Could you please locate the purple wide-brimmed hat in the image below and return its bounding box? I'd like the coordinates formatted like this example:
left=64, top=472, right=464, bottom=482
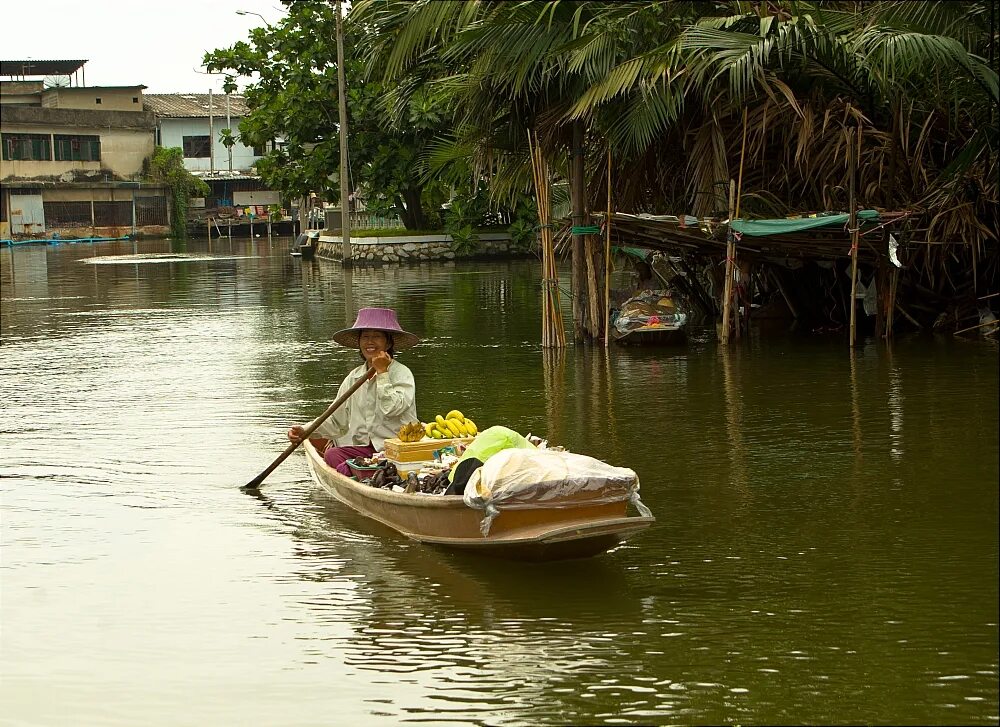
left=332, top=307, right=420, bottom=350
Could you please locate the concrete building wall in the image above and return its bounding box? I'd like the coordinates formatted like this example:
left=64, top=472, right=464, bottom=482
left=0, top=123, right=154, bottom=180
left=41, top=87, right=145, bottom=112
left=0, top=81, right=43, bottom=105
left=1, top=93, right=41, bottom=105
left=157, top=117, right=261, bottom=173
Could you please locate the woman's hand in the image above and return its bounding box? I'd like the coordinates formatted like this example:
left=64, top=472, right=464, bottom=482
left=371, top=351, right=392, bottom=375
left=288, top=425, right=306, bottom=444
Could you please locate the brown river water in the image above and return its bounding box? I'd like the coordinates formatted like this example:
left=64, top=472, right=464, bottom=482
left=1, top=237, right=997, bottom=726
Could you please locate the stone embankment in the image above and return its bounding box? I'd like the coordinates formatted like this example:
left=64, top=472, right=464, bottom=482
left=315, top=232, right=523, bottom=264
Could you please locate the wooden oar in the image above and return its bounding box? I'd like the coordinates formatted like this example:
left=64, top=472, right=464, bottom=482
left=243, top=367, right=376, bottom=489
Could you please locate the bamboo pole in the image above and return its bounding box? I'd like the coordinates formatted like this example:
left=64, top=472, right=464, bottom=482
left=721, top=179, right=736, bottom=343
left=721, top=110, right=749, bottom=343
left=771, top=267, right=798, bottom=319
left=529, top=131, right=564, bottom=348
left=570, top=122, right=587, bottom=342
left=585, top=237, right=600, bottom=338
left=849, top=124, right=860, bottom=348
left=733, top=108, right=748, bottom=340
left=604, top=146, right=612, bottom=347
left=954, top=318, right=1000, bottom=336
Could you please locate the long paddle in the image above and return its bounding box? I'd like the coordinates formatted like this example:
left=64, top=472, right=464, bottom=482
left=243, top=367, right=376, bottom=489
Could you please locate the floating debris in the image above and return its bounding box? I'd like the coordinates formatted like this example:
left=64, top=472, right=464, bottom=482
left=81, top=253, right=253, bottom=265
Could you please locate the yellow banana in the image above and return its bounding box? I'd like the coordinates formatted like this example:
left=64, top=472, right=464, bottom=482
left=435, top=414, right=447, bottom=428
left=446, top=410, right=465, bottom=422
left=464, top=418, right=478, bottom=436
left=424, top=422, right=435, bottom=438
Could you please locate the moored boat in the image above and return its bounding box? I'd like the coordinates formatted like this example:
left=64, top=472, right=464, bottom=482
left=611, top=289, right=689, bottom=345
left=291, top=230, right=319, bottom=259
left=611, top=321, right=687, bottom=345
left=303, top=440, right=655, bottom=561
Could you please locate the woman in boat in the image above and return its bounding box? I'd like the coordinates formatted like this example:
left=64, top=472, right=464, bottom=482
left=287, top=307, right=420, bottom=476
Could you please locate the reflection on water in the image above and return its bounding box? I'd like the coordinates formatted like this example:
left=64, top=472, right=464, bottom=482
left=1, top=238, right=997, bottom=725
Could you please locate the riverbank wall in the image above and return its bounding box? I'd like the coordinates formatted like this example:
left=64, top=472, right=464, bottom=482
left=314, top=232, right=527, bottom=264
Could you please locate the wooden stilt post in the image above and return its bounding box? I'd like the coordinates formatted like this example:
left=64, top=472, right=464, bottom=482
left=722, top=109, right=749, bottom=344
left=737, top=258, right=752, bottom=339
left=885, top=265, right=899, bottom=338
left=604, top=146, right=612, bottom=347
left=570, top=121, right=587, bottom=342
left=721, top=179, right=737, bottom=343
left=771, top=267, right=798, bottom=319
left=848, top=123, right=860, bottom=348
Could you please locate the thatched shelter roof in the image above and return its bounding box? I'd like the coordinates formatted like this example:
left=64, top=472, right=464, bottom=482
left=597, top=210, right=917, bottom=265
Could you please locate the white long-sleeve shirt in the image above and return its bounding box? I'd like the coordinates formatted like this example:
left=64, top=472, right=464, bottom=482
left=312, top=360, right=418, bottom=450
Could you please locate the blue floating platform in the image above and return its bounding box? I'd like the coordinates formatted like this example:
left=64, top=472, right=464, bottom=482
left=1, top=236, right=131, bottom=247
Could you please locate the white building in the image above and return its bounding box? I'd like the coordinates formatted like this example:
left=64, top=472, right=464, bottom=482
left=143, top=93, right=265, bottom=174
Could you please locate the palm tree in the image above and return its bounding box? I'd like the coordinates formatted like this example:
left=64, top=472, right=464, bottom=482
left=354, top=0, right=998, bottom=332
left=353, top=0, right=704, bottom=340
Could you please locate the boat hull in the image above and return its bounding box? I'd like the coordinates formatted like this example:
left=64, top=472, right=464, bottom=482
left=612, top=324, right=687, bottom=345
left=304, top=441, right=654, bottom=560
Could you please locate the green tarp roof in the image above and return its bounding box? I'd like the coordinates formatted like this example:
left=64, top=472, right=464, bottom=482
left=730, top=210, right=879, bottom=236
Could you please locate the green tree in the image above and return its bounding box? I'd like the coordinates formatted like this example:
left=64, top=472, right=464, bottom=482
left=203, top=0, right=452, bottom=229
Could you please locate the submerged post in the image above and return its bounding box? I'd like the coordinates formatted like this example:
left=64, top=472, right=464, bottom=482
left=848, top=124, right=860, bottom=348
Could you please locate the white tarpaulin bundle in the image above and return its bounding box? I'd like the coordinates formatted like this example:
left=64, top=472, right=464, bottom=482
left=463, top=448, right=652, bottom=535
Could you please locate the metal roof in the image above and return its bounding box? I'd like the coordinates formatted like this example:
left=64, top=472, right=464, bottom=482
left=1, top=60, right=87, bottom=77
left=143, top=93, right=250, bottom=118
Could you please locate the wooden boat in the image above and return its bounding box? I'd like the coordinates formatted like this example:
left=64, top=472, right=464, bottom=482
left=610, top=289, right=689, bottom=346
left=303, top=440, right=654, bottom=561
left=612, top=321, right=687, bottom=346
left=290, top=230, right=318, bottom=259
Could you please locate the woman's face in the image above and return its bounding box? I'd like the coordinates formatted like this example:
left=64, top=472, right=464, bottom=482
left=358, top=330, right=390, bottom=363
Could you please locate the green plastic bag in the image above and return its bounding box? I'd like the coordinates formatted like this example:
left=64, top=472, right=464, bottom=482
left=448, top=425, right=535, bottom=482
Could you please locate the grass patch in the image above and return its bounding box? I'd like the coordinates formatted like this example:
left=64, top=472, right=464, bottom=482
left=335, top=227, right=510, bottom=238
left=349, top=228, right=442, bottom=238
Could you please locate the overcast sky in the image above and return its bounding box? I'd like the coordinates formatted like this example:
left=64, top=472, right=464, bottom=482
left=5, top=0, right=288, bottom=93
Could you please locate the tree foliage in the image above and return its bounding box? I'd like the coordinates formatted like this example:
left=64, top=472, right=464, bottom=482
left=353, top=0, right=997, bottom=247
left=146, top=147, right=210, bottom=239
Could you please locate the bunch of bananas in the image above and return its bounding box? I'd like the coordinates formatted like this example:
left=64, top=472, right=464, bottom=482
left=396, top=421, right=426, bottom=442
left=424, top=410, right=478, bottom=439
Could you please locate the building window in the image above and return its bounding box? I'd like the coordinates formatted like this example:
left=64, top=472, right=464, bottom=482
left=183, top=135, right=211, bottom=158
left=96, top=97, right=102, bottom=104
left=132, top=97, right=139, bottom=103
left=252, top=143, right=266, bottom=156
left=54, top=135, right=101, bottom=162
left=1, top=133, right=51, bottom=161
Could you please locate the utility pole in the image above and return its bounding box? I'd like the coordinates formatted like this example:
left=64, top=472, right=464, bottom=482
left=336, top=0, right=351, bottom=263
left=208, top=89, right=215, bottom=175
left=226, top=93, right=232, bottom=173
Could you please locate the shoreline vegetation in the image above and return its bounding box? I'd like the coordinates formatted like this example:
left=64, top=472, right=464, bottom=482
left=200, top=0, right=997, bottom=341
